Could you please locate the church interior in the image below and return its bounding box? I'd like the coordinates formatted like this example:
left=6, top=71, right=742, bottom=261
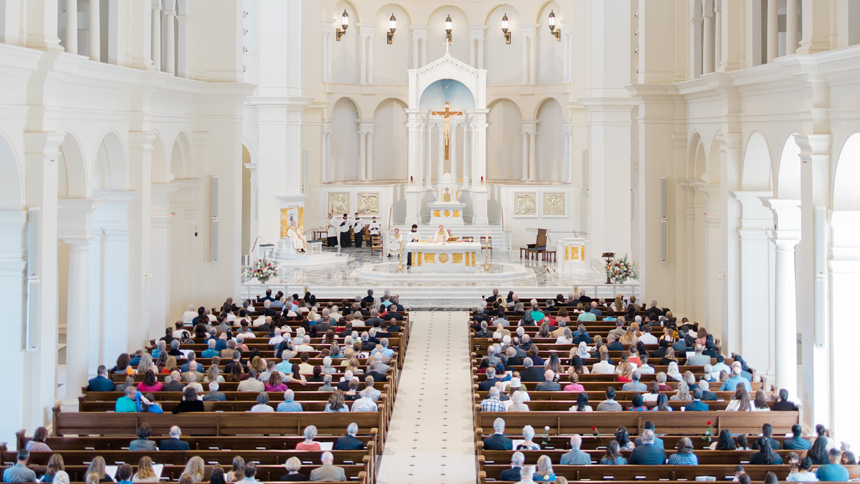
left=1, top=0, right=859, bottom=482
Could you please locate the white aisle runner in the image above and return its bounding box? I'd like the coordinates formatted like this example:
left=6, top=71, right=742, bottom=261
left=376, top=311, right=476, bottom=484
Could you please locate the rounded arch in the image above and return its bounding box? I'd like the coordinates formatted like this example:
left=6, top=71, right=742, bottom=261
left=373, top=97, right=408, bottom=116
left=705, top=132, right=723, bottom=184
left=832, top=132, right=860, bottom=210
left=535, top=97, right=564, bottom=182
left=426, top=6, right=470, bottom=63
left=150, top=131, right=170, bottom=184
left=375, top=3, right=412, bottom=26
left=372, top=98, right=408, bottom=181
left=741, top=131, right=773, bottom=191
left=532, top=96, right=563, bottom=119
left=535, top=2, right=563, bottom=84
left=487, top=98, right=523, bottom=181
left=331, top=1, right=361, bottom=85
left=419, top=78, right=476, bottom=110
left=687, top=131, right=704, bottom=179
left=330, top=97, right=361, bottom=182
left=329, top=96, right=362, bottom=120
left=373, top=5, right=412, bottom=85
left=92, top=130, right=127, bottom=191
left=485, top=5, right=524, bottom=86
left=171, top=131, right=192, bottom=179
left=57, top=130, right=88, bottom=198
left=0, top=132, right=23, bottom=210
left=534, top=0, right=562, bottom=24
left=776, top=133, right=801, bottom=199
left=333, top=0, right=360, bottom=23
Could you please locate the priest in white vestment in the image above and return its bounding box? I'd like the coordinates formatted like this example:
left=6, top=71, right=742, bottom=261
left=286, top=220, right=307, bottom=253
left=432, top=225, right=450, bottom=243
left=388, top=228, right=404, bottom=258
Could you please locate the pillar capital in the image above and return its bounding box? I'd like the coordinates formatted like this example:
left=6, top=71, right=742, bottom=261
left=57, top=199, right=101, bottom=243
left=760, top=197, right=801, bottom=234
left=793, top=133, right=832, bottom=157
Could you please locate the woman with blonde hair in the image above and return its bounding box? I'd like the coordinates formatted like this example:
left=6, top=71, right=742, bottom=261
left=619, top=327, right=638, bottom=346
left=665, top=361, right=683, bottom=382
left=85, top=474, right=99, bottom=484
left=40, top=454, right=65, bottom=482
left=670, top=381, right=692, bottom=401
left=683, top=371, right=696, bottom=387
left=161, top=356, right=178, bottom=374
left=225, top=456, right=244, bottom=482
left=249, top=356, right=265, bottom=374
left=182, top=456, right=205, bottom=482
left=204, top=365, right=224, bottom=383
left=533, top=455, right=556, bottom=482
left=132, top=456, right=159, bottom=482
left=340, top=348, right=355, bottom=366
left=136, top=353, right=155, bottom=375
left=85, top=456, right=110, bottom=483
left=617, top=362, right=634, bottom=383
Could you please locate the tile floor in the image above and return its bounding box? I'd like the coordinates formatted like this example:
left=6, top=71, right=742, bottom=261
left=376, top=310, right=476, bottom=484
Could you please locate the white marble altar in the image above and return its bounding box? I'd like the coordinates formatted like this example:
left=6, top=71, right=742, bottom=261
left=428, top=173, right=466, bottom=226
left=405, top=241, right=482, bottom=272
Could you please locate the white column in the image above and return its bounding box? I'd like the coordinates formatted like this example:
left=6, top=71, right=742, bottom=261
left=762, top=198, right=801, bottom=399
left=358, top=124, right=367, bottom=182
left=366, top=128, right=374, bottom=181
left=767, top=0, right=778, bottom=62
left=66, top=239, right=92, bottom=398
left=424, top=122, right=433, bottom=189
left=243, top=163, right=258, bottom=245
left=562, top=23, right=573, bottom=83
left=461, top=121, right=471, bottom=189
left=521, top=129, right=529, bottom=181
left=0, top=212, right=27, bottom=442
left=365, top=30, right=374, bottom=85
left=175, top=13, right=188, bottom=77
left=164, top=0, right=176, bottom=74
left=66, top=0, right=78, bottom=54
left=405, top=110, right=424, bottom=226
left=469, top=27, right=485, bottom=68
left=149, top=184, right=176, bottom=340
left=797, top=0, right=830, bottom=54
left=437, top=122, right=444, bottom=181
left=563, top=122, right=572, bottom=183
left=89, top=0, right=100, bottom=61
left=702, top=3, right=713, bottom=74
left=321, top=121, right=331, bottom=183
left=690, top=16, right=703, bottom=78
left=151, top=0, right=162, bottom=71
left=522, top=25, right=537, bottom=84
left=358, top=25, right=368, bottom=85
left=411, top=27, right=428, bottom=69
left=450, top=123, right=458, bottom=182
left=321, top=24, right=332, bottom=83
left=786, top=0, right=799, bottom=55
left=529, top=131, right=537, bottom=181
left=714, top=0, right=722, bottom=67
left=829, top=211, right=860, bottom=444
left=470, top=110, right=489, bottom=225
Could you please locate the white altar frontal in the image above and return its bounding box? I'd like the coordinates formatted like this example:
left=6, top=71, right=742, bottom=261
left=557, top=237, right=588, bottom=273
left=406, top=241, right=482, bottom=272
left=428, top=173, right=466, bottom=226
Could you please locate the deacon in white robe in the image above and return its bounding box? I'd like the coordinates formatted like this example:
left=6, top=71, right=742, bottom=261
left=326, top=213, right=338, bottom=247
left=286, top=220, right=307, bottom=253
left=388, top=228, right=404, bottom=258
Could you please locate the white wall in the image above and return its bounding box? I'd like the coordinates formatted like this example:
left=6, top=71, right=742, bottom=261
left=486, top=99, right=522, bottom=180
left=373, top=99, right=408, bottom=181
left=331, top=97, right=360, bottom=181
left=535, top=98, right=564, bottom=182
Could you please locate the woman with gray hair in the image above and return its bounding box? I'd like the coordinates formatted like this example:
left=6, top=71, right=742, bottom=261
left=516, top=425, right=540, bottom=451
left=508, top=391, right=530, bottom=412
left=670, top=381, right=692, bottom=402
left=280, top=457, right=307, bottom=481
left=296, top=425, right=321, bottom=450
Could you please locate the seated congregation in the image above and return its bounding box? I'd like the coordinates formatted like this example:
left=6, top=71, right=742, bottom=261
left=470, top=291, right=858, bottom=483
left=4, top=289, right=410, bottom=484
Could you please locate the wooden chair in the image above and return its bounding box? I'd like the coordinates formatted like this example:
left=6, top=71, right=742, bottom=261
left=522, top=228, right=547, bottom=260
left=370, top=234, right=383, bottom=255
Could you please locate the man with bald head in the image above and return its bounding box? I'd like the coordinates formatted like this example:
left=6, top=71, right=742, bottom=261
left=535, top=370, right=560, bottom=391
left=310, top=452, right=346, bottom=481
left=561, top=435, right=591, bottom=465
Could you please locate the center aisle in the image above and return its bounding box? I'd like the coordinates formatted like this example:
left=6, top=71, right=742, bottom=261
left=376, top=311, right=476, bottom=484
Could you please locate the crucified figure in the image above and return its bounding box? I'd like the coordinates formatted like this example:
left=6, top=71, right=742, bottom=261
left=431, top=102, right=463, bottom=161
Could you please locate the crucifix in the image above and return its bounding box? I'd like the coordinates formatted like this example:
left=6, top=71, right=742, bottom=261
left=431, top=102, right=463, bottom=161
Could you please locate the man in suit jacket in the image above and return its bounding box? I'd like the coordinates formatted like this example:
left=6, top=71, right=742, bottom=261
left=500, top=452, right=525, bottom=481
left=162, top=372, right=185, bottom=392
left=87, top=366, right=116, bottom=391
left=310, top=452, right=346, bottom=481
left=751, top=424, right=782, bottom=450
left=629, top=430, right=666, bottom=465
left=202, top=382, right=226, bottom=402
left=335, top=423, right=366, bottom=450
left=519, top=358, right=546, bottom=383
left=483, top=418, right=513, bottom=450
left=361, top=289, right=375, bottom=307
left=634, top=422, right=664, bottom=448
left=535, top=370, right=561, bottom=391
left=159, top=426, right=191, bottom=451
left=698, top=380, right=718, bottom=401
left=560, top=435, right=592, bottom=465
left=606, top=334, right=625, bottom=351
left=684, top=388, right=710, bottom=411
left=478, top=367, right=502, bottom=392
left=366, top=362, right=387, bottom=383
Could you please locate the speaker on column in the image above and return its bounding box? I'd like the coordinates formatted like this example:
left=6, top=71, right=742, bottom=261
left=26, top=208, right=41, bottom=351
left=210, top=176, right=219, bottom=262
left=660, top=177, right=669, bottom=263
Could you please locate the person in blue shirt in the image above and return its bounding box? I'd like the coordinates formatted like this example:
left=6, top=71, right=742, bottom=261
left=532, top=455, right=556, bottom=482
left=816, top=449, right=850, bottom=481
left=684, top=388, right=710, bottom=411
left=667, top=438, right=699, bottom=465
left=201, top=339, right=219, bottom=359
left=719, top=365, right=752, bottom=392
left=277, top=389, right=303, bottom=412
left=783, top=424, right=811, bottom=450
left=600, top=440, right=628, bottom=465
left=629, top=430, right=666, bottom=464
left=87, top=365, right=115, bottom=392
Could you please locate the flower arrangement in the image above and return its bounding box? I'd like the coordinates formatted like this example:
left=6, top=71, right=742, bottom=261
left=541, top=426, right=551, bottom=447
left=246, top=257, right=279, bottom=283
left=702, top=420, right=715, bottom=443
left=605, top=253, right=639, bottom=284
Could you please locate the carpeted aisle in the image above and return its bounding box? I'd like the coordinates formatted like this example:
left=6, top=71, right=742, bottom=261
left=376, top=310, right=476, bottom=484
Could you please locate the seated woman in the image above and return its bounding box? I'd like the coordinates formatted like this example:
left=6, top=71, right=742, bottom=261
left=324, top=390, right=349, bottom=412
left=26, top=426, right=51, bottom=451
left=280, top=457, right=308, bottom=482
left=726, top=386, right=754, bottom=411
left=137, top=370, right=163, bottom=392
left=508, top=391, right=530, bottom=412
left=296, top=426, right=321, bottom=450
left=670, top=381, right=692, bottom=402
left=563, top=373, right=584, bottom=392
left=651, top=393, right=673, bottom=412
left=569, top=393, right=592, bottom=412
left=787, top=457, right=819, bottom=482
left=710, top=429, right=737, bottom=450
left=628, top=393, right=647, bottom=411
left=249, top=392, right=274, bottom=412
left=600, top=440, right=628, bottom=465
left=516, top=425, right=541, bottom=451
left=667, top=438, right=698, bottom=465
left=532, top=455, right=556, bottom=482
left=39, top=454, right=65, bottom=482
left=643, top=381, right=661, bottom=403
left=749, top=436, right=783, bottom=465
left=86, top=456, right=112, bottom=483
left=132, top=456, right=160, bottom=483
left=171, top=387, right=204, bottom=414
left=265, top=372, right=288, bottom=392
left=617, top=361, right=634, bottom=383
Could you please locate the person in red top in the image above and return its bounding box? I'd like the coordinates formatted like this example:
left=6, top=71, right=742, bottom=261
left=137, top=370, right=163, bottom=392
left=296, top=425, right=322, bottom=450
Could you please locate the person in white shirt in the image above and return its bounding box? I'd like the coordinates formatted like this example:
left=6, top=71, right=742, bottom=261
left=268, top=328, right=284, bottom=346
left=406, top=224, right=421, bottom=266
left=238, top=370, right=266, bottom=392
left=639, top=325, right=659, bottom=345
left=351, top=391, right=379, bottom=412
left=352, top=212, right=365, bottom=247
left=367, top=217, right=381, bottom=237
left=182, top=305, right=197, bottom=326
left=295, top=335, right=315, bottom=353
left=592, top=350, right=616, bottom=374
left=249, top=392, right=274, bottom=412
left=637, top=355, right=655, bottom=374
left=326, top=213, right=338, bottom=247
left=432, top=224, right=449, bottom=243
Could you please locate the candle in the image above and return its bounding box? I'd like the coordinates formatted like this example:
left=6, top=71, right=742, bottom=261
left=410, top=176, right=413, bottom=183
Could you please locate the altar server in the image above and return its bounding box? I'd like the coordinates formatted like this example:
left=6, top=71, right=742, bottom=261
left=339, top=213, right=352, bottom=248
left=368, top=217, right=381, bottom=237
left=326, top=213, right=338, bottom=247
left=406, top=224, right=421, bottom=267
left=353, top=213, right=365, bottom=248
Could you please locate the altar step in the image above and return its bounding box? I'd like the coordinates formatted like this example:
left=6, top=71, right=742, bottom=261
left=392, top=224, right=510, bottom=251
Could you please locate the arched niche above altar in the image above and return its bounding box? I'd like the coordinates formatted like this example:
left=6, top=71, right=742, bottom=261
left=419, top=79, right=476, bottom=111
left=408, top=52, right=487, bottom=110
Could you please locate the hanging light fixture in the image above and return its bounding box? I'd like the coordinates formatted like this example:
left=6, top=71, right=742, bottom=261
left=548, top=10, right=560, bottom=41
left=445, top=14, right=453, bottom=43
left=336, top=9, right=349, bottom=41
left=501, top=13, right=511, bottom=44
left=387, top=13, right=397, bottom=44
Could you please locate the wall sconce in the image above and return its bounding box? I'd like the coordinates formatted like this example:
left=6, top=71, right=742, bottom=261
left=445, top=14, right=453, bottom=43
left=387, top=13, right=397, bottom=44
left=548, top=10, right=560, bottom=41
left=501, top=13, right=511, bottom=44
left=336, top=9, right=349, bottom=41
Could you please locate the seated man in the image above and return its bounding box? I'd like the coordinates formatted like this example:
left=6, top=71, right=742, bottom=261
left=634, top=421, right=664, bottom=448
left=629, top=430, right=667, bottom=464
left=483, top=418, right=513, bottom=450
left=277, top=390, right=303, bottom=412
left=159, top=425, right=190, bottom=451
left=500, top=452, right=525, bottom=481
left=335, top=423, right=366, bottom=450
left=621, top=371, right=647, bottom=392
left=783, top=424, right=811, bottom=450
left=87, top=365, right=115, bottom=392
left=115, top=386, right=138, bottom=412
left=816, top=448, right=850, bottom=482
left=684, top=388, right=710, bottom=411
left=596, top=387, right=623, bottom=411
left=535, top=370, right=561, bottom=391
left=286, top=220, right=307, bottom=253
left=480, top=387, right=506, bottom=412
left=310, top=452, right=346, bottom=481
left=2, top=450, right=36, bottom=483
left=560, top=435, right=591, bottom=465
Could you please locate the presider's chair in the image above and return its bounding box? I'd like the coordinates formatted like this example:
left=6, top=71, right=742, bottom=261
left=522, top=228, right=547, bottom=260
